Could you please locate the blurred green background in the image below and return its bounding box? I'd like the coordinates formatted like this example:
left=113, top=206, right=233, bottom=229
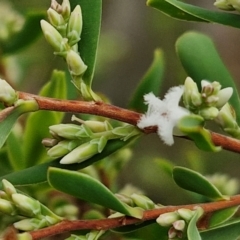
left=1, top=0, right=240, bottom=206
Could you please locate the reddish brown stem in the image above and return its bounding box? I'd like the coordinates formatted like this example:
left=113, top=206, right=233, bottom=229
left=18, top=91, right=240, bottom=154
left=29, top=194, right=240, bottom=239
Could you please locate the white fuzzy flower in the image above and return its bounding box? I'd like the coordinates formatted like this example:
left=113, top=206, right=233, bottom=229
left=137, top=86, right=190, bottom=145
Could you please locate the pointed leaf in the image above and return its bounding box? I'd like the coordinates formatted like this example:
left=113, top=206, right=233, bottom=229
left=0, top=138, right=133, bottom=188
left=147, top=0, right=240, bottom=29
left=48, top=168, right=143, bottom=218
left=209, top=206, right=239, bottom=228
left=155, top=158, right=174, bottom=177
left=1, top=11, right=45, bottom=54
left=176, top=32, right=240, bottom=123
left=201, top=219, right=240, bottom=240
left=178, top=115, right=221, bottom=152
left=23, top=70, right=67, bottom=167
left=173, top=166, right=228, bottom=200
left=187, top=207, right=203, bottom=240
left=129, top=49, right=165, bottom=112
left=71, top=0, right=102, bottom=87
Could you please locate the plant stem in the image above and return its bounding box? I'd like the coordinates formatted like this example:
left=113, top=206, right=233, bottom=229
left=18, top=91, right=240, bottom=153
left=28, top=194, right=240, bottom=239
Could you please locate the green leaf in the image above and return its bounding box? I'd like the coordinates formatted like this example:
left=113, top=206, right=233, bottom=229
left=173, top=166, right=228, bottom=200
left=22, top=70, right=67, bottom=167
left=201, top=219, right=240, bottom=240
left=71, top=0, right=102, bottom=87
left=1, top=11, right=45, bottom=54
left=155, top=158, right=174, bottom=177
left=176, top=31, right=240, bottom=123
left=209, top=206, right=239, bottom=228
left=187, top=207, right=203, bottom=240
left=178, top=115, right=221, bottom=152
left=0, top=138, right=133, bottom=188
left=147, top=0, right=240, bottom=29
left=129, top=49, right=165, bottom=112
left=48, top=168, right=143, bottom=218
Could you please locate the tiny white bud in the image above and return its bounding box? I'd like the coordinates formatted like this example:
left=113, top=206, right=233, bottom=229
left=156, top=212, right=180, bottom=227
left=173, top=219, right=186, bottom=231
left=131, top=193, right=155, bottom=210
left=2, top=179, right=17, bottom=196
left=0, top=79, right=18, bottom=105
left=177, top=208, right=194, bottom=221
left=216, top=87, right=233, bottom=108
left=199, top=107, right=219, bottom=120
left=47, top=8, right=65, bottom=28
left=0, top=199, right=16, bottom=215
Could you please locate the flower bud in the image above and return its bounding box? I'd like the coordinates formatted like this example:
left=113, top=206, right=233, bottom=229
left=40, top=20, right=67, bottom=53
left=168, top=226, right=178, bottom=239
left=115, top=194, right=134, bottom=206
left=131, top=193, right=155, bottom=210
left=177, top=208, right=194, bottom=222
left=67, top=5, right=82, bottom=46
left=14, top=218, right=47, bottom=231
left=47, top=140, right=80, bottom=158
left=2, top=179, right=17, bottom=196
left=60, top=141, right=99, bottom=164
left=61, top=0, right=71, bottom=20
left=173, top=220, right=186, bottom=231
left=214, top=0, right=235, bottom=10
left=12, top=193, right=41, bottom=217
left=66, top=50, right=87, bottom=76
left=47, top=8, right=65, bottom=28
left=199, top=107, right=219, bottom=120
left=156, top=212, right=180, bottom=227
left=0, top=199, right=16, bottom=215
left=216, top=87, right=233, bottom=108
left=0, top=79, right=18, bottom=105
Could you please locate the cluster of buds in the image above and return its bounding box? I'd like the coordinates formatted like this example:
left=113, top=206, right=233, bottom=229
left=41, top=0, right=99, bottom=100
left=183, top=77, right=233, bottom=120
left=214, top=0, right=240, bottom=11
left=0, top=179, right=62, bottom=231
left=156, top=207, right=203, bottom=239
left=43, top=115, right=141, bottom=164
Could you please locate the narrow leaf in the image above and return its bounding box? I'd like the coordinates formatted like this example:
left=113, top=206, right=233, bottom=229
left=209, top=206, right=239, bottom=228
left=0, top=138, right=133, bottom=188
left=129, top=49, right=165, bottom=112
left=178, top=115, right=221, bottom=152
left=173, top=166, right=228, bottom=200
left=147, top=0, right=240, bottom=29
left=71, top=0, right=102, bottom=87
left=176, top=32, right=240, bottom=123
left=201, top=219, right=240, bottom=240
left=1, top=11, right=45, bottom=54
left=48, top=168, right=143, bottom=218
left=187, top=207, right=203, bottom=240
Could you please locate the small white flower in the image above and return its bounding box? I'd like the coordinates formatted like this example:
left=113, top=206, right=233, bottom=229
left=137, top=86, right=190, bottom=145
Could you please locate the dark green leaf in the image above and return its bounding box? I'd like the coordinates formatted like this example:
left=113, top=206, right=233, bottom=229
left=201, top=219, right=240, bottom=240
left=176, top=32, right=240, bottom=123
left=178, top=115, right=221, bottom=152
left=22, top=70, right=67, bottom=167
left=173, top=166, right=228, bottom=200
left=209, top=206, right=239, bottom=228
left=129, top=49, right=165, bottom=112
left=1, top=11, right=45, bottom=54
left=48, top=168, right=143, bottom=218
left=0, top=138, right=133, bottom=188
left=187, top=207, right=203, bottom=240
left=147, top=0, right=240, bottom=29
left=71, top=0, right=102, bottom=87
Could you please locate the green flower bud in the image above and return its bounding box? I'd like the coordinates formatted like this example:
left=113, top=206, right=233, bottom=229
left=156, top=212, right=180, bottom=227
left=2, top=179, right=17, bottom=196
left=177, top=208, right=194, bottom=222
left=60, top=141, right=99, bottom=164
left=131, top=193, right=155, bottom=210
left=40, top=20, right=67, bottom=53
left=12, top=193, right=41, bottom=217
left=173, top=219, right=186, bottom=231
left=67, top=5, right=82, bottom=46
left=0, top=79, right=18, bottom=105
left=49, top=123, right=84, bottom=139
left=47, top=8, right=65, bottom=28
left=17, top=232, right=33, bottom=240
left=14, top=218, right=47, bottom=231
left=61, top=0, right=71, bottom=20
left=201, top=80, right=214, bottom=97
left=199, top=107, right=219, bottom=120
left=47, top=140, right=80, bottom=158
left=0, top=198, right=16, bottom=215
left=66, top=50, right=87, bottom=76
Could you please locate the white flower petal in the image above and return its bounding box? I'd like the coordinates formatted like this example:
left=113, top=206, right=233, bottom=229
left=163, top=86, right=184, bottom=108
